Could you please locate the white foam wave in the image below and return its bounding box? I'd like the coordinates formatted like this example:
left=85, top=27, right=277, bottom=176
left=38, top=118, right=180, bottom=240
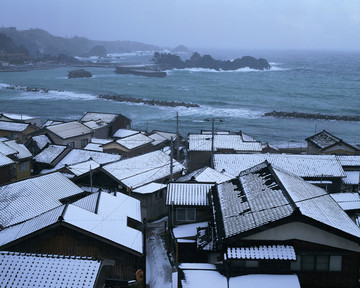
left=0, top=82, right=11, bottom=89
left=19, top=90, right=97, bottom=101
left=169, top=66, right=286, bottom=73
left=269, top=65, right=290, bottom=71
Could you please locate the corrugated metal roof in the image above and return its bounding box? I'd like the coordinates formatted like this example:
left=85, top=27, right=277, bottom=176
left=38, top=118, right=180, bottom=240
left=103, top=150, right=184, bottom=189
left=331, top=193, right=360, bottom=211
left=336, top=155, right=360, bottom=167
left=34, top=144, right=67, bottom=164
left=67, top=160, right=100, bottom=176
left=116, top=133, right=153, bottom=150
left=306, top=130, right=340, bottom=149
left=0, top=152, right=15, bottom=167
left=32, top=135, right=51, bottom=150
left=0, top=121, right=29, bottom=132
left=0, top=172, right=84, bottom=227
left=0, top=192, right=143, bottom=254
left=3, top=140, right=32, bottom=159
left=342, top=171, right=360, bottom=185
left=214, top=154, right=345, bottom=178
left=0, top=251, right=101, bottom=288
left=167, top=182, right=215, bottom=206
left=188, top=134, right=262, bottom=152
left=81, top=112, right=118, bottom=124
left=0, top=140, right=17, bottom=156
left=113, top=129, right=139, bottom=138
left=46, top=121, right=92, bottom=139
left=226, top=245, right=296, bottom=260
left=133, top=182, right=166, bottom=194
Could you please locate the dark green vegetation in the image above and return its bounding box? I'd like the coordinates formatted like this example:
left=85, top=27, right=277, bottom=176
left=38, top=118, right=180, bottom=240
left=152, top=52, right=271, bottom=70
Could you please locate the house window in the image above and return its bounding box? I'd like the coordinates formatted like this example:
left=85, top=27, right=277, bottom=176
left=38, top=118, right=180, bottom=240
left=176, top=208, right=196, bottom=221
left=302, top=255, right=315, bottom=271
left=67, top=141, right=75, bottom=148
left=81, top=138, right=88, bottom=148
left=19, top=161, right=28, bottom=171
left=291, top=255, right=342, bottom=272
left=329, top=256, right=342, bottom=271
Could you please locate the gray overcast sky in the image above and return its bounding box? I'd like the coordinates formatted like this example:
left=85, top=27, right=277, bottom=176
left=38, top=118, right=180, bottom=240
left=1, top=0, right=360, bottom=51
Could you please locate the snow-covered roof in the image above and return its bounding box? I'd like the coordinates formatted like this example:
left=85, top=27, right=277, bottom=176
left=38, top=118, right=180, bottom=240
left=103, top=150, right=185, bottom=189
left=83, top=120, right=107, bottom=130
left=66, top=159, right=100, bottom=177
left=0, top=121, right=30, bottom=132
left=331, top=193, right=360, bottom=211
left=3, top=140, right=32, bottom=160
left=336, top=155, right=360, bottom=167
left=188, top=134, right=262, bottom=152
left=33, top=144, right=67, bottom=164
left=226, top=245, right=296, bottom=260
left=151, top=131, right=177, bottom=141
left=343, top=171, right=360, bottom=185
left=166, top=182, right=215, bottom=206
left=148, top=132, right=168, bottom=146
left=0, top=251, right=102, bottom=288
left=113, top=129, right=139, bottom=138
left=46, top=149, right=121, bottom=172
left=91, top=138, right=113, bottom=145
left=214, top=162, right=360, bottom=240
left=0, top=192, right=143, bottom=254
left=116, top=133, right=153, bottom=150
left=81, top=112, right=120, bottom=124
left=84, top=142, right=103, bottom=152
left=46, top=121, right=93, bottom=139
left=214, top=154, right=345, bottom=178
left=177, top=167, right=234, bottom=184
left=133, top=182, right=166, bottom=194
left=0, top=172, right=84, bottom=227
left=1, top=113, right=38, bottom=121
left=173, top=222, right=208, bottom=239
left=0, top=152, right=15, bottom=167
left=32, top=134, right=52, bottom=150
left=0, top=140, right=17, bottom=156
left=42, top=120, right=64, bottom=127
left=306, top=130, right=340, bottom=149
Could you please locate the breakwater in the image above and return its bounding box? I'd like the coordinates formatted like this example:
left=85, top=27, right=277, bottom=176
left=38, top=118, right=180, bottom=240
left=1, top=84, right=64, bottom=93
left=98, top=94, right=199, bottom=108
left=264, top=111, right=360, bottom=122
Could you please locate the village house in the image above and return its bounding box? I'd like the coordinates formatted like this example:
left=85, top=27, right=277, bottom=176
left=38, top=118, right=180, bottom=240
left=0, top=191, right=143, bottom=284
left=80, top=112, right=132, bottom=137
left=32, top=144, right=70, bottom=174
left=35, top=121, right=93, bottom=149
left=194, top=161, right=360, bottom=288
left=187, top=131, right=262, bottom=171
left=0, top=120, right=38, bottom=143
left=25, top=134, right=52, bottom=155
left=306, top=130, right=360, bottom=155
left=84, top=138, right=113, bottom=152
left=0, top=112, right=41, bottom=127
left=0, top=152, right=15, bottom=184
left=177, top=166, right=234, bottom=184
left=0, top=251, right=112, bottom=288
left=213, top=153, right=346, bottom=193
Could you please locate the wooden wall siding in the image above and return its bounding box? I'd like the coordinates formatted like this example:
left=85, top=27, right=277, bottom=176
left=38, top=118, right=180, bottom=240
left=6, top=226, right=141, bottom=281
left=111, top=117, right=132, bottom=135
left=188, top=151, right=211, bottom=172
left=0, top=166, right=11, bottom=184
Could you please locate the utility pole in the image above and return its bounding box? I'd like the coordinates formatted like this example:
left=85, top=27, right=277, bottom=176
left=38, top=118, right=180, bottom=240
left=176, top=112, right=180, bottom=161
left=211, top=118, right=215, bottom=168
left=170, top=137, right=174, bottom=181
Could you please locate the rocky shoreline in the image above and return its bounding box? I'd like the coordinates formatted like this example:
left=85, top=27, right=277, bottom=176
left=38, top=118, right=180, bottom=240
left=264, top=110, right=360, bottom=122
left=98, top=94, right=199, bottom=108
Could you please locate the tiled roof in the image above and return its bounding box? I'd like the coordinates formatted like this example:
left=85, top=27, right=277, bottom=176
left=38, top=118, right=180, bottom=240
left=0, top=152, right=15, bottom=167
left=0, top=251, right=101, bottom=288
left=226, top=245, right=296, bottom=260
left=66, top=159, right=100, bottom=177
left=0, top=172, right=84, bottom=227
left=46, top=121, right=92, bottom=139
left=336, top=155, right=360, bottom=167
left=0, top=140, right=17, bottom=156
left=214, top=162, right=360, bottom=240
left=188, top=134, right=262, bottom=152
left=3, top=140, right=32, bottom=160
left=342, top=171, right=360, bottom=185
left=0, top=192, right=143, bottom=254
left=177, top=167, right=234, bottom=184
left=214, top=154, right=345, bottom=178
left=103, top=150, right=185, bottom=189
left=32, top=135, right=52, bottom=150
left=80, top=112, right=119, bottom=124
left=331, top=193, right=360, bottom=211
left=116, top=133, right=153, bottom=150
left=113, top=129, right=139, bottom=138
left=34, top=144, right=67, bottom=164
left=166, top=182, right=215, bottom=206
left=0, top=121, right=30, bottom=132
left=306, top=130, right=340, bottom=149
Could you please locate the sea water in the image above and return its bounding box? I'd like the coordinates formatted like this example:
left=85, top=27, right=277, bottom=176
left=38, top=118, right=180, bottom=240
left=0, top=49, right=359, bottom=147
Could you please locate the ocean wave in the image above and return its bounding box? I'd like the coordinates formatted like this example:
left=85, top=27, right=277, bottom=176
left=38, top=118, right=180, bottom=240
left=20, top=90, right=97, bottom=101
left=168, top=66, right=287, bottom=73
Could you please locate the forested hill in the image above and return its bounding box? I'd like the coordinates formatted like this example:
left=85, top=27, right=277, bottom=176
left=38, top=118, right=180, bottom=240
left=0, top=27, right=162, bottom=58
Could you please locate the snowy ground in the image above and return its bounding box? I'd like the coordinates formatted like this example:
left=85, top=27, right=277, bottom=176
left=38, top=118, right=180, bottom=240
left=146, top=218, right=173, bottom=288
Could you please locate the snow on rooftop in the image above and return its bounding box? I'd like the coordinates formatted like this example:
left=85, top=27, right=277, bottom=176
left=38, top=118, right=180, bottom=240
left=84, top=142, right=103, bottom=152
left=342, top=171, right=360, bottom=185
left=46, top=121, right=92, bottom=139
left=1, top=113, right=38, bottom=120
left=81, top=112, right=118, bottom=124
left=103, top=150, right=184, bottom=189
left=0, top=140, right=17, bottom=156
left=0, top=152, right=15, bottom=167
left=34, top=144, right=67, bottom=164
left=3, top=140, right=32, bottom=159
left=0, top=192, right=143, bottom=254
left=116, top=133, right=153, bottom=150
left=166, top=182, right=215, bottom=206
left=173, top=222, right=208, bottom=239
left=214, top=153, right=345, bottom=178
left=336, top=155, right=360, bottom=167
left=226, top=245, right=296, bottom=260
left=66, top=159, right=100, bottom=177
left=331, top=193, right=360, bottom=211
left=0, top=121, right=29, bottom=132
left=113, top=129, right=139, bottom=138
left=148, top=132, right=168, bottom=146
left=0, top=251, right=101, bottom=288
left=91, top=138, right=113, bottom=145
left=306, top=130, right=340, bottom=149
left=133, top=182, right=166, bottom=194
left=0, top=172, right=84, bottom=227
left=83, top=120, right=107, bottom=130
left=178, top=167, right=234, bottom=184
left=188, top=134, right=261, bottom=152
left=32, top=134, right=52, bottom=150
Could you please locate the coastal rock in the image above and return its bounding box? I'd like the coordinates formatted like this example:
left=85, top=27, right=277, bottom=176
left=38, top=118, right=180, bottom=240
left=68, top=69, right=92, bottom=79
left=264, top=111, right=360, bottom=122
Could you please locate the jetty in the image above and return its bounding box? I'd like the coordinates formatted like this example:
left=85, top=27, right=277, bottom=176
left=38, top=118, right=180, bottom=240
left=264, top=110, right=360, bottom=122
left=115, top=65, right=166, bottom=77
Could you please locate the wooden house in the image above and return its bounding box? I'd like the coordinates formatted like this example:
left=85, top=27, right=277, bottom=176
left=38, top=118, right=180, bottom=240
left=0, top=112, right=41, bottom=127
left=197, top=162, right=360, bottom=288
left=0, top=120, right=38, bottom=143
left=306, top=130, right=360, bottom=155
left=0, top=152, right=16, bottom=184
